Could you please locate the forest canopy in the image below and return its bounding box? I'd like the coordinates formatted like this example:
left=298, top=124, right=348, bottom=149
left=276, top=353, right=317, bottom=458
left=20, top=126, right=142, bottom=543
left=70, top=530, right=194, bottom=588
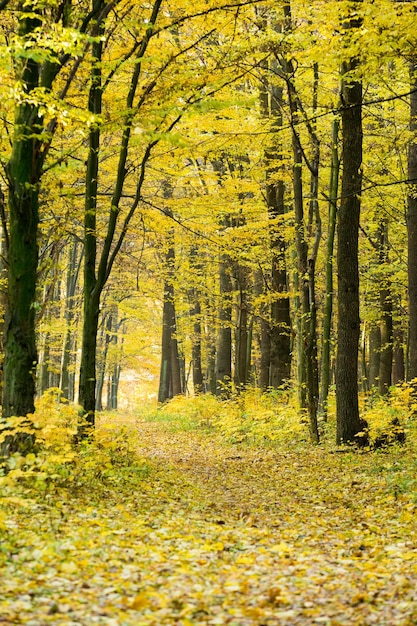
left=0, top=0, right=416, bottom=448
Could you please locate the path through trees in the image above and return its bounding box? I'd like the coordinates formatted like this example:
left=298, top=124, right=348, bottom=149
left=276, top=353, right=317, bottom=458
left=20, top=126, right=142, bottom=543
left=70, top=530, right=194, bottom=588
left=1, top=418, right=417, bottom=625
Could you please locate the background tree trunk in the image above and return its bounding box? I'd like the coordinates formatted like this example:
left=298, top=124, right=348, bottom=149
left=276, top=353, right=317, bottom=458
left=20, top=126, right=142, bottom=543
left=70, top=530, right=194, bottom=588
left=216, top=252, right=233, bottom=396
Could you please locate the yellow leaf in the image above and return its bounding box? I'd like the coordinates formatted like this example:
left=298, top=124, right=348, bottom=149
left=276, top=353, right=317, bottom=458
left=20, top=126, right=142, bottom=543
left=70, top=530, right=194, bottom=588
left=60, top=561, right=78, bottom=574
left=130, top=592, right=153, bottom=610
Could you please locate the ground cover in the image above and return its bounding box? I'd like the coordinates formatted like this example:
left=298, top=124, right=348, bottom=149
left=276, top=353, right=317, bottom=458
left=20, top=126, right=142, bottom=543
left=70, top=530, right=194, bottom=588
left=1, top=410, right=417, bottom=625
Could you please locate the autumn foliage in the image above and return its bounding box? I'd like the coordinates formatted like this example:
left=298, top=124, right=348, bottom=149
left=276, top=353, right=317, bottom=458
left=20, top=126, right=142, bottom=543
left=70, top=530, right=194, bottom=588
left=1, top=392, right=417, bottom=624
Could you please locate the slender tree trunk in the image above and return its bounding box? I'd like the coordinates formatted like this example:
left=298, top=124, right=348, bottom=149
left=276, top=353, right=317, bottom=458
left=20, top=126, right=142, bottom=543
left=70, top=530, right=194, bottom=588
left=277, top=3, right=319, bottom=442
left=260, top=27, right=292, bottom=390
left=78, top=0, right=104, bottom=427
left=254, top=270, right=271, bottom=390
left=368, top=324, right=381, bottom=389
left=407, top=58, right=417, bottom=382
left=0, top=190, right=7, bottom=408
left=78, top=1, right=163, bottom=422
left=336, top=3, right=367, bottom=444
left=234, top=265, right=250, bottom=390
left=319, top=118, right=340, bottom=418
left=60, top=239, right=82, bottom=401
left=216, top=253, right=233, bottom=396
left=392, top=316, right=405, bottom=384
left=378, top=221, right=393, bottom=395
left=158, top=214, right=181, bottom=403
left=96, top=312, right=112, bottom=411
left=189, top=246, right=204, bottom=394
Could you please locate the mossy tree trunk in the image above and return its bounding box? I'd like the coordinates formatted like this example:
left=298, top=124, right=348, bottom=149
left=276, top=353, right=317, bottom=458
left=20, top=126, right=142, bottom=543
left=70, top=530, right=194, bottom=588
left=2, top=6, right=42, bottom=441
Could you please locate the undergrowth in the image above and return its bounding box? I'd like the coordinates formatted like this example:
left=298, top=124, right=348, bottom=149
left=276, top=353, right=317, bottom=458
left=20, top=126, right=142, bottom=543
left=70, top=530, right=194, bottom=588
left=150, top=383, right=414, bottom=449
left=0, top=383, right=414, bottom=518
left=0, top=389, right=149, bottom=520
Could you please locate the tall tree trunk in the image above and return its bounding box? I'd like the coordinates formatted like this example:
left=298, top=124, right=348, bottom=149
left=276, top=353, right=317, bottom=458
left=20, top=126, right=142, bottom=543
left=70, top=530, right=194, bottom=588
left=78, top=1, right=164, bottom=422
left=0, top=190, right=7, bottom=408
left=336, top=2, right=367, bottom=445
left=319, top=118, right=340, bottom=418
left=78, top=0, right=104, bottom=427
left=158, top=217, right=182, bottom=403
left=60, top=239, right=82, bottom=402
left=283, top=3, right=319, bottom=443
left=407, top=58, right=417, bottom=383
left=2, top=6, right=41, bottom=426
left=260, top=20, right=292, bottom=390
left=378, top=221, right=393, bottom=395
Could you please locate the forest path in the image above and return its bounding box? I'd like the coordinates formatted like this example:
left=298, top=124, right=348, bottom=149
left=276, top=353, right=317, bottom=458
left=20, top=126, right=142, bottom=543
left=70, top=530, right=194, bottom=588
left=132, top=420, right=417, bottom=625
left=1, top=418, right=417, bottom=626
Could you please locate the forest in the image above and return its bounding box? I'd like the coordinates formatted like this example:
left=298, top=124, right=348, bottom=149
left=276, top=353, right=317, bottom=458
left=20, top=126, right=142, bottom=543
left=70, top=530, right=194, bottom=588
left=1, top=0, right=417, bottom=624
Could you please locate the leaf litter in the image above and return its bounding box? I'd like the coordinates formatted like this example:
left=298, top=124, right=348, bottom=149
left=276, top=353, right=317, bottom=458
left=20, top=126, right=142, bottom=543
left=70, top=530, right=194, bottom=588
left=1, top=419, right=417, bottom=625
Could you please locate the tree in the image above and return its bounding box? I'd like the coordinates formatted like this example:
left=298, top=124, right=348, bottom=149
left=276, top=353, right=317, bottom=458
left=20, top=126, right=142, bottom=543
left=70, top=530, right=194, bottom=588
left=407, top=58, right=417, bottom=384
left=158, top=210, right=182, bottom=403
left=336, top=1, right=367, bottom=445
left=258, top=10, right=292, bottom=391
left=2, top=3, right=44, bottom=426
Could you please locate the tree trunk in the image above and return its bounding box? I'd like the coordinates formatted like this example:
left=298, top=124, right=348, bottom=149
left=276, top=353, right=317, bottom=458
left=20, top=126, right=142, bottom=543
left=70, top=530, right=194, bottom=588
left=190, top=296, right=204, bottom=394
left=368, top=324, right=381, bottom=389
left=260, top=22, right=292, bottom=390
left=78, top=1, right=104, bottom=427
left=378, top=221, right=393, bottom=395
left=158, top=217, right=182, bottom=403
left=407, top=58, right=417, bottom=382
left=336, top=3, right=367, bottom=445
left=96, top=312, right=112, bottom=411
left=2, top=6, right=41, bottom=426
left=216, top=255, right=233, bottom=396
left=188, top=246, right=204, bottom=394
left=234, top=264, right=250, bottom=390
left=283, top=3, right=319, bottom=443
left=60, top=239, right=82, bottom=402
left=319, top=118, right=340, bottom=418
left=254, top=270, right=271, bottom=390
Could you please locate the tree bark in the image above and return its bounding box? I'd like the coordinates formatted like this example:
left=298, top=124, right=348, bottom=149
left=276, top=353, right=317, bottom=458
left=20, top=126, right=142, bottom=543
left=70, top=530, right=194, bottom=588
left=78, top=0, right=104, bottom=427
left=2, top=6, right=41, bottom=424
left=368, top=324, right=381, bottom=390
left=336, top=3, right=367, bottom=445
left=260, top=19, right=292, bottom=390
left=407, top=58, right=417, bottom=382
left=378, top=221, right=393, bottom=395
left=60, top=239, right=82, bottom=402
left=216, top=253, right=233, bottom=396
left=158, top=212, right=182, bottom=404
left=319, top=118, right=339, bottom=418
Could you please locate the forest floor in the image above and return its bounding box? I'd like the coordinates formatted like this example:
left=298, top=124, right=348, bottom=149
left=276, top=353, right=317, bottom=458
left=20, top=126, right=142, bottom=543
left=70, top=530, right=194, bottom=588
left=1, top=416, right=417, bottom=625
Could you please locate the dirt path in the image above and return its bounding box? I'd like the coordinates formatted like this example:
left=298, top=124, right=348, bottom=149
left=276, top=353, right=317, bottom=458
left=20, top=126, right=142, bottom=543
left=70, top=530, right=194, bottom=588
left=1, top=419, right=417, bottom=625
left=133, top=420, right=417, bottom=625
